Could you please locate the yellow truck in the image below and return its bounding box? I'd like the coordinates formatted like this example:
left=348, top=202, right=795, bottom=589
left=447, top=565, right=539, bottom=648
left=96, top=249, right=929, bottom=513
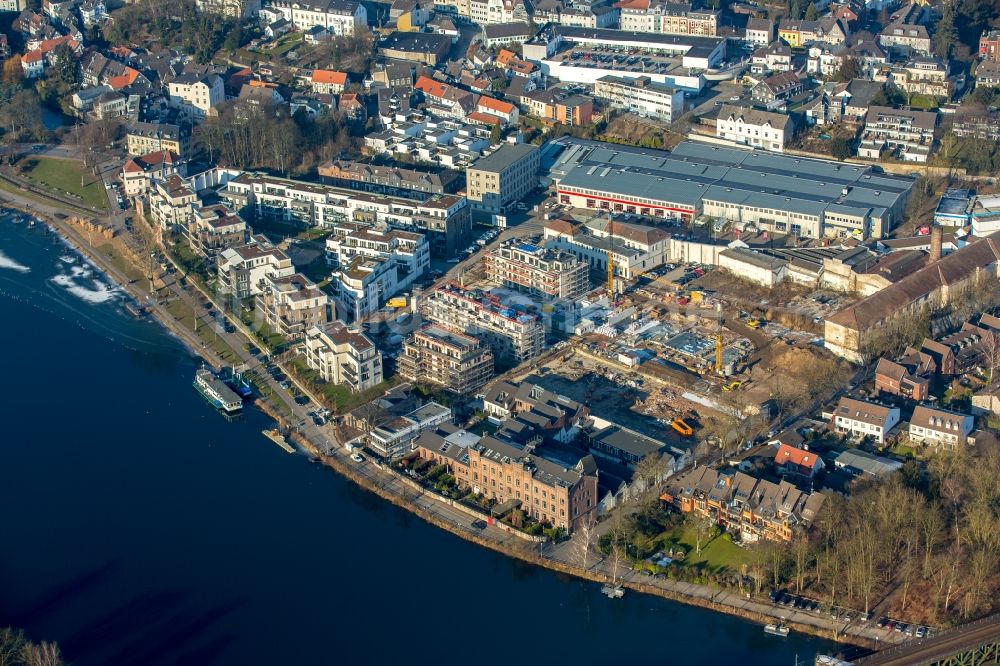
left=386, top=296, right=408, bottom=308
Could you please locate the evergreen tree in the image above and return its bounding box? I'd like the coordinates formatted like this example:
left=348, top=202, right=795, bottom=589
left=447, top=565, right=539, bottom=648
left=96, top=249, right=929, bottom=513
left=934, top=3, right=957, bottom=60
left=804, top=2, right=818, bottom=21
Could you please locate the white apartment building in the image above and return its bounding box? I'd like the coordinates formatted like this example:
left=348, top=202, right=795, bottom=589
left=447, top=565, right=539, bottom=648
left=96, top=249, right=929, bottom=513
left=257, top=273, right=332, bottom=337
left=304, top=321, right=383, bottom=392
left=618, top=0, right=718, bottom=36
left=543, top=218, right=670, bottom=279
left=326, top=226, right=429, bottom=320
left=716, top=104, right=794, bottom=153
left=422, top=284, right=545, bottom=364
left=857, top=105, right=936, bottom=163
left=483, top=238, right=590, bottom=299
left=908, top=405, right=973, bottom=449
left=593, top=75, right=684, bottom=123
left=167, top=74, right=224, bottom=121
left=832, top=397, right=900, bottom=445
left=222, top=172, right=470, bottom=256
left=469, top=0, right=530, bottom=25
left=217, top=235, right=295, bottom=299
left=265, top=0, right=367, bottom=35
left=149, top=174, right=198, bottom=232
left=195, top=0, right=259, bottom=19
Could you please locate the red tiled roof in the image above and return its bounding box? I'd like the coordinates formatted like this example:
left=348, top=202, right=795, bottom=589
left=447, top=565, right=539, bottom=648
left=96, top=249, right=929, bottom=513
left=774, top=443, right=821, bottom=470
left=311, top=69, right=347, bottom=85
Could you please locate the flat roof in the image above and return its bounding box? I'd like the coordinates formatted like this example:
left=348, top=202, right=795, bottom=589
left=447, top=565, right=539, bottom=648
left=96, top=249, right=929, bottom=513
left=469, top=143, right=539, bottom=174
left=549, top=136, right=913, bottom=221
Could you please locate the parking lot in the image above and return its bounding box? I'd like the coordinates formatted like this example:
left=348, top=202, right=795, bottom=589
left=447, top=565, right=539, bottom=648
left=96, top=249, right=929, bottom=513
left=558, top=45, right=690, bottom=79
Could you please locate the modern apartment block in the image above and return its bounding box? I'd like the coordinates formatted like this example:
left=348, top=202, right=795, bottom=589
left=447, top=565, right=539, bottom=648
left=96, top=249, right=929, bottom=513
left=661, top=466, right=825, bottom=543
left=618, top=0, right=718, bottom=36
left=149, top=175, right=197, bottom=232
left=325, top=225, right=429, bottom=320
left=222, top=172, right=469, bottom=256
left=304, top=321, right=383, bottom=392
left=857, top=105, right=936, bottom=163
left=256, top=273, right=332, bottom=338
left=483, top=238, right=590, bottom=299
left=465, top=143, right=540, bottom=220
left=421, top=284, right=545, bottom=364
left=415, top=427, right=599, bottom=531
left=217, top=235, right=295, bottom=299
left=398, top=324, right=495, bottom=394
left=186, top=203, right=249, bottom=258
left=593, top=75, right=684, bottom=122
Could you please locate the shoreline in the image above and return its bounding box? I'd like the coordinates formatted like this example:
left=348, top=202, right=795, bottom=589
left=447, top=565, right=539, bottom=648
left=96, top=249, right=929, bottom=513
left=1, top=203, right=875, bottom=653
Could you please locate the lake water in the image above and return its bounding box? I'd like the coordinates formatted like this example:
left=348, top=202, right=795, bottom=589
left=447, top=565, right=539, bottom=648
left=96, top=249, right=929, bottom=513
left=0, top=214, right=836, bottom=665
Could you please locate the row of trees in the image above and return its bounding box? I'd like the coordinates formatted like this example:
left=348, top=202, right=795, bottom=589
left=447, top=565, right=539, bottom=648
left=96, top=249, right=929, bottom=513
left=599, top=435, right=999, bottom=625
left=193, top=100, right=362, bottom=175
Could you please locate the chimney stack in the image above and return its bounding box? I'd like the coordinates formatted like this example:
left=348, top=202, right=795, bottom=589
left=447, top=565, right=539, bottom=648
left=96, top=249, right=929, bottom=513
left=930, top=225, right=943, bottom=263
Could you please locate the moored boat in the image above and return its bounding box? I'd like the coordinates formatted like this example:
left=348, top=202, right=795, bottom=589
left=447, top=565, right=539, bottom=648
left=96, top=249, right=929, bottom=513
left=764, top=623, right=789, bottom=637
left=194, top=367, right=243, bottom=415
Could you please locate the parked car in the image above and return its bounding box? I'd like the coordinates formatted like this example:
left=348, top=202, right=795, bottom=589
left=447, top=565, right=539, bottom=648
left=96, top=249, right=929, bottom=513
left=350, top=452, right=364, bottom=463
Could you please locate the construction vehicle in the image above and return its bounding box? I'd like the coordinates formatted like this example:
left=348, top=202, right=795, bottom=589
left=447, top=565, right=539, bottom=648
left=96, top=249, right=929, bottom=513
left=722, top=380, right=742, bottom=392
left=671, top=417, right=694, bottom=437
left=747, top=317, right=762, bottom=329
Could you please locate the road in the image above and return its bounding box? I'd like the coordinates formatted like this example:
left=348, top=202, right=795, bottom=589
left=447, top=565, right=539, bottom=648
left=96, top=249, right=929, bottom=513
left=854, top=613, right=1000, bottom=666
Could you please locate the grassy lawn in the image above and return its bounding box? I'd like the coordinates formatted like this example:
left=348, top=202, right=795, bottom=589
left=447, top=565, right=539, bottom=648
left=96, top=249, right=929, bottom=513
left=264, top=33, right=303, bottom=57
left=288, top=357, right=398, bottom=414
left=163, top=296, right=238, bottom=362
left=20, top=158, right=108, bottom=210
left=650, top=525, right=749, bottom=574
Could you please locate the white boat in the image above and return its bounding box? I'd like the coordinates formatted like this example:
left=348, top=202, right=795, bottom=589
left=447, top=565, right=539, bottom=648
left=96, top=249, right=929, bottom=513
left=601, top=584, right=625, bottom=599
left=764, top=623, right=790, bottom=637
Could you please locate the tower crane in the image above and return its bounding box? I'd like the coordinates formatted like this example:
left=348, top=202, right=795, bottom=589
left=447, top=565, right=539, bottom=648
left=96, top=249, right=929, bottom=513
left=715, top=301, right=724, bottom=375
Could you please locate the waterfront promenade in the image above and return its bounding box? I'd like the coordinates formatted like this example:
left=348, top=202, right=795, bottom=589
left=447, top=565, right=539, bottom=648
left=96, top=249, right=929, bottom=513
left=0, top=176, right=902, bottom=652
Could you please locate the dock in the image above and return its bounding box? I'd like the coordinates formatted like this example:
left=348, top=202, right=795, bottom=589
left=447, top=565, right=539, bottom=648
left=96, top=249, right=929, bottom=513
left=262, top=429, right=296, bottom=454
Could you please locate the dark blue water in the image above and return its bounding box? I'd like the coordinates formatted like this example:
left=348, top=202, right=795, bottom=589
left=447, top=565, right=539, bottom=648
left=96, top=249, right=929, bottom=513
left=0, top=215, right=836, bottom=665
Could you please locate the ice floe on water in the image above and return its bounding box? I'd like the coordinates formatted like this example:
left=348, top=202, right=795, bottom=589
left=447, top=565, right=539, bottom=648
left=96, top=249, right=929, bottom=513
left=0, top=248, right=31, bottom=273
left=50, top=273, right=120, bottom=304
left=59, top=255, right=76, bottom=264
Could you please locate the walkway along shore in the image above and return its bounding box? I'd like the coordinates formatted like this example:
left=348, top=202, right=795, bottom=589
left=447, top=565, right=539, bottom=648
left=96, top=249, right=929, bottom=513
left=0, top=187, right=895, bottom=653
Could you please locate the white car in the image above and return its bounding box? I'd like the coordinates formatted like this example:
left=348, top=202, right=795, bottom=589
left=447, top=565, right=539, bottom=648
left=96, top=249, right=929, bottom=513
left=350, top=452, right=364, bottom=463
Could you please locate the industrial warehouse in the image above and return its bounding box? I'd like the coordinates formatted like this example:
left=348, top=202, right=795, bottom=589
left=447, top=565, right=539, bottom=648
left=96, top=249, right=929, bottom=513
left=545, top=138, right=916, bottom=240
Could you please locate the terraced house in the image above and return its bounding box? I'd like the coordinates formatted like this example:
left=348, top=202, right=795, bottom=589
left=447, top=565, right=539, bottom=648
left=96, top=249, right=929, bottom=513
left=661, top=466, right=825, bottom=543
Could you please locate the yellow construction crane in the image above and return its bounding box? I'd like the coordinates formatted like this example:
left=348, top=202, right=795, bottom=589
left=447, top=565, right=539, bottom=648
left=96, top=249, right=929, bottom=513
left=714, top=302, right=724, bottom=375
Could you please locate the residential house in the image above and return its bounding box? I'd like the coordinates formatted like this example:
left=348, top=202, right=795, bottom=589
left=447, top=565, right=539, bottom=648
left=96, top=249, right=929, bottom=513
left=716, top=104, right=793, bottom=152
left=751, top=71, right=803, bottom=105
left=617, top=0, right=719, bottom=37
left=347, top=384, right=452, bottom=459
left=310, top=69, right=348, bottom=94
left=661, top=466, right=825, bottom=542
left=979, top=29, right=1000, bottom=61
left=480, top=378, right=588, bottom=443
left=120, top=150, right=186, bottom=198
left=874, top=351, right=933, bottom=400
left=751, top=39, right=793, bottom=74
left=773, top=443, right=825, bottom=480
left=168, top=73, right=224, bottom=120
left=745, top=17, right=773, bottom=47
left=908, top=405, right=974, bottom=449
left=149, top=174, right=197, bottom=231
left=879, top=20, right=931, bottom=56
left=127, top=122, right=189, bottom=157
left=831, top=397, right=900, bottom=444
left=186, top=204, right=249, bottom=258
left=890, top=57, right=951, bottom=98
left=522, top=87, right=594, bottom=125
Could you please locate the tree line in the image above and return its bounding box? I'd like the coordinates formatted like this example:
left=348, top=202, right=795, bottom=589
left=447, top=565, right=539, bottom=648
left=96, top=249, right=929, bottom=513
left=194, top=99, right=362, bottom=175
left=0, top=627, right=64, bottom=666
